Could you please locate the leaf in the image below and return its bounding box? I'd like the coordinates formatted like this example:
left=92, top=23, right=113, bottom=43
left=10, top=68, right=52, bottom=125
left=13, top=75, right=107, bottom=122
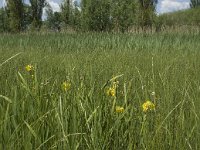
left=0, top=52, right=22, bottom=67
left=24, top=121, right=37, bottom=139
left=0, top=95, right=12, bottom=103
left=101, top=74, right=124, bottom=89
left=86, top=106, right=99, bottom=123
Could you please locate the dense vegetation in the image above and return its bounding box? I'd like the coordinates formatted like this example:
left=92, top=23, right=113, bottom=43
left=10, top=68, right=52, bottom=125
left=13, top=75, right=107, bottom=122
left=0, top=0, right=157, bottom=32
left=1, top=0, right=200, bottom=149
left=158, top=7, right=200, bottom=26
left=0, top=0, right=200, bottom=33
left=0, top=32, right=200, bottom=149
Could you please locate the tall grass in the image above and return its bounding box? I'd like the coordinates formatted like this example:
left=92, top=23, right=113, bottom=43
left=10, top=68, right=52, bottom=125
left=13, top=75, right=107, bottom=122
left=0, top=32, right=200, bottom=149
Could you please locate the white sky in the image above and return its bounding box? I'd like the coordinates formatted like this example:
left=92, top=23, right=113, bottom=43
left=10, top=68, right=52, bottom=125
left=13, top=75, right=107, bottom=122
left=157, top=0, right=190, bottom=14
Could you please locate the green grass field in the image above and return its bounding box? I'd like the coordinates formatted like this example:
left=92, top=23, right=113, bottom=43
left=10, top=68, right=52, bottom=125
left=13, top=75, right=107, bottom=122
left=0, top=32, right=200, bottom=149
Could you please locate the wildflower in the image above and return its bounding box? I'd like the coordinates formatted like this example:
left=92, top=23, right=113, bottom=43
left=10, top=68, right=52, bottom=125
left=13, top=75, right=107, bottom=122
left=25, top=64, right=34, bottom=72
left=116, top=106, right=124, bottom=113
left=142, top=100, right=155, bottom=112
left=106, top=81, right=118, bottom=97
left=107, top=87, right=116, bottom=97
left=61, top=81, right=71, bottom=91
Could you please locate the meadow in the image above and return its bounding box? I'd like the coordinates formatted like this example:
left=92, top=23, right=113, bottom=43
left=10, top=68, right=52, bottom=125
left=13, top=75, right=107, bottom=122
left=0, top=32, right=200, bottom=149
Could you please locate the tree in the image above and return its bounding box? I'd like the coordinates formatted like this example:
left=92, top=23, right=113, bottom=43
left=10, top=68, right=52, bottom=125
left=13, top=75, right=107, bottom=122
left=137, top=0, right=157, bottom=29
left=0, top=8, right=10, bottom=32
left=80, top=0, right=112, bottom=31
left=6, top=0, right=24, bottom=32
left=30, top=0, right=46, bottom=30
left=46, top=4, right=62, bottom=31
left=111, top=0, right=136, bottom=32
left=80, top=0, right=90, bottom=30
left=190, top=0, right=200, bottom=8
left=23, top=4, right=32, bottom=30
left=71, top=2, right=81, bottom=30
left=61, top=0, right=72, bottom=27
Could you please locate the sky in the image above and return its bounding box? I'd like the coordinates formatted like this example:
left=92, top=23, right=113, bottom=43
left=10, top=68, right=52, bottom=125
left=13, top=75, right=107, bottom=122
left=0, top=0, right=190, bottom=14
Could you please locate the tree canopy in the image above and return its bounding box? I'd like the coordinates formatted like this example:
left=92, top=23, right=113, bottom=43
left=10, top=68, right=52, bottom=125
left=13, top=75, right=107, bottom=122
left=0, top=0, right=198, bottom=33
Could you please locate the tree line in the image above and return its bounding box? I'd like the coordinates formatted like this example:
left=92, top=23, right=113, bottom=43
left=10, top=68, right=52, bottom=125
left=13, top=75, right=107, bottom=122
left=0, top=0, right=199, bottom=33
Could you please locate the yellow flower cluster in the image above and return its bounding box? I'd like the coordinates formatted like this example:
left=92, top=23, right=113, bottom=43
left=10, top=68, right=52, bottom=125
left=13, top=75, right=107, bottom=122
left=106, top=81, right=118, bottom=97
left=107, top=87, right=116, bottom=97
left=25, top=64, right=34, bottom=72
left=142, top=100, right=155, bottom=112
left=61, top=81, right=71, bottom=92
left=115, top=106, right=124, bottom=113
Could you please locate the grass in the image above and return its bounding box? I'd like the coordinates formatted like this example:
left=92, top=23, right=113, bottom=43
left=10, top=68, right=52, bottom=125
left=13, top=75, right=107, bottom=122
left=158, top=7, right=200, bottom=26
left=0, top=32, right=200, bottom=149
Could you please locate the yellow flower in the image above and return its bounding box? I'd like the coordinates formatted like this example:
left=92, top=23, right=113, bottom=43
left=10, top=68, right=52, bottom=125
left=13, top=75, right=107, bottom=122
left=142, top=100, right=155, bottom=112
left=61, top=81, right=71, bottom=91
left=106, top=87, right=116, bottom=97
left=116, top=106, right=124, bottom=113
left=25, top=64, right=34, bottom=72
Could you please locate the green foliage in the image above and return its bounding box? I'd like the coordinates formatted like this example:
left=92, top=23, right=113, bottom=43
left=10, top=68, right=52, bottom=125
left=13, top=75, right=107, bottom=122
left=70, top=6, right=81, bottom=30
left=87, top=0, right=112, bottom=31
left=3, top=0, right=200, bottom=33
left=0, top=0, right=158, bottom=32
left=137, top=0, right=157, bottom=28
left=80, top=0, right=90, bottom=30
left=23, top=4, right=32, bottom=30
left=158, top=7, right=200, bottom=26
left=46, top=4, right=62, bottom=31
left=79, top=0, right=138, bottom=32
left=111, top=0, right=136, bottom=32
left=6, top=0, right=24, bottom=32
left=0, top=8, right=10, bottom=32
left=0, top=32, right=200, bottom=149
left=30, top=0, right=46, bottom=30
left=190, top=0, right=200, bottom=8
left=61, top=0, right=72, bottom=27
